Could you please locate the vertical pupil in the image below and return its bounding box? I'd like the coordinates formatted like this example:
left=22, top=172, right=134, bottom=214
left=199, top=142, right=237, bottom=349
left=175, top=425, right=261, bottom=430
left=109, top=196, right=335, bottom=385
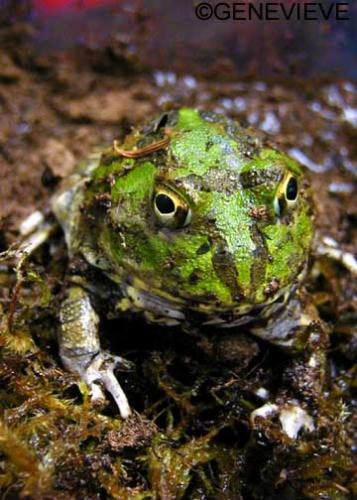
left=286, top=177, right=298, bottom=200
left=155, top=194, right=175, bottom=214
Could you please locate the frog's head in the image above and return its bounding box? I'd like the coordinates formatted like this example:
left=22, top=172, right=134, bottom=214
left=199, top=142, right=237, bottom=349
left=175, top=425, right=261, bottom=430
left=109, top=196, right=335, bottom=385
left=89, top=108, right=314, bottom=313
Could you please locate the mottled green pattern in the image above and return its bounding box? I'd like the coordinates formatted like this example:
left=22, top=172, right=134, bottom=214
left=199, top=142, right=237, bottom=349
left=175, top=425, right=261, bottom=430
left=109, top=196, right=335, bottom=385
left=56, top=108, right=314, bottom=317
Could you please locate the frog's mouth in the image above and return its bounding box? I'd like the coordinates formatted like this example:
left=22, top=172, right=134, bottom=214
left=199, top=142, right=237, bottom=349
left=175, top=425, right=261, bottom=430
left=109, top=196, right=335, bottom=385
left=118, top=265, right=307, bottom=328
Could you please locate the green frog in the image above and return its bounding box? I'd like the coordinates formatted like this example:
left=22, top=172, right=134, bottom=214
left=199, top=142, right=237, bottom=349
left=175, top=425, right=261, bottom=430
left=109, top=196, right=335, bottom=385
left=14, top=108, right=344, bottom=420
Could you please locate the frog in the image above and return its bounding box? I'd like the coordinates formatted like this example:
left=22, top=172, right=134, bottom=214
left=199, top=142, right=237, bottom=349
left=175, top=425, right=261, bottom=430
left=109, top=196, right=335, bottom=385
left=9, top=108, right=355, bottom=421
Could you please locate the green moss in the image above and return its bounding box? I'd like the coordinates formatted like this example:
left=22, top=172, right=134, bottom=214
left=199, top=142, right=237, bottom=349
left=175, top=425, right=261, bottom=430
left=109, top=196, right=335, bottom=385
left=148, top=432, right=217, bottom=500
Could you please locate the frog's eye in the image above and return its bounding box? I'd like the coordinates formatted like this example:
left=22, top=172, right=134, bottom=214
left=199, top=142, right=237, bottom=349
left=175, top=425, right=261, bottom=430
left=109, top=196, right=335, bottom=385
left=274, top=174, right=299, bottom=216
left=153, top=186, right=192, bottom=229
left=285, top=177, right=298, bottom=201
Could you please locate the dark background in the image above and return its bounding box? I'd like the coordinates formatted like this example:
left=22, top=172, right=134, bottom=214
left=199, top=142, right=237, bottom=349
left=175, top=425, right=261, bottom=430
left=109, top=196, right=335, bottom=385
left=3, top=0, right=357, bottom=79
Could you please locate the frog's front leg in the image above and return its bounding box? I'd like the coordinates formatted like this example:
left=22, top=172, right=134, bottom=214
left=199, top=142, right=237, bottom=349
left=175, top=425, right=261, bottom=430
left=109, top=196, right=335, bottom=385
left=251, top=290, right=328, bottom=402
left=59, top=285, right=131, bottom=418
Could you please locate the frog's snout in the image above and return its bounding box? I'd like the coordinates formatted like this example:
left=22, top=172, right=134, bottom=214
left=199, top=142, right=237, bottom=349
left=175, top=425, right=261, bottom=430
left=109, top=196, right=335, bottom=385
left=211, top=242, right=242, bottom=301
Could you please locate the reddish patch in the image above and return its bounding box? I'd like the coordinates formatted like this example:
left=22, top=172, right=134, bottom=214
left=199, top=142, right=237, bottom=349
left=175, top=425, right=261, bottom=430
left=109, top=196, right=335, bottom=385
left=33, top=0, right=117, bottom=15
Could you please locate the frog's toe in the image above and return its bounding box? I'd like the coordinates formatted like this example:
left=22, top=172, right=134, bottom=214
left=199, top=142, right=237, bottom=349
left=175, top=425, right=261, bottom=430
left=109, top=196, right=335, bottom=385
left=99, top=364, right=132, bottom=419
left=88, top=381, right=106, bottom=406
left=83, top=351, right=132, bottom=419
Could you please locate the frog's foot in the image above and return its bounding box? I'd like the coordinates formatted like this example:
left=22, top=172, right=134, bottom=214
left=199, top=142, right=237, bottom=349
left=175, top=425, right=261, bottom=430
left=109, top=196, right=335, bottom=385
left=81, top=351, right=132, bottom=419
left=60, top=286, right=133, bottom=418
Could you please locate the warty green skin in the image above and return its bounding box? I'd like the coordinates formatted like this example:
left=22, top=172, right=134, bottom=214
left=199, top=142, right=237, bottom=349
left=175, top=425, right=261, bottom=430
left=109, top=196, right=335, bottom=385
left=53, top=108, right=314, bottom=334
